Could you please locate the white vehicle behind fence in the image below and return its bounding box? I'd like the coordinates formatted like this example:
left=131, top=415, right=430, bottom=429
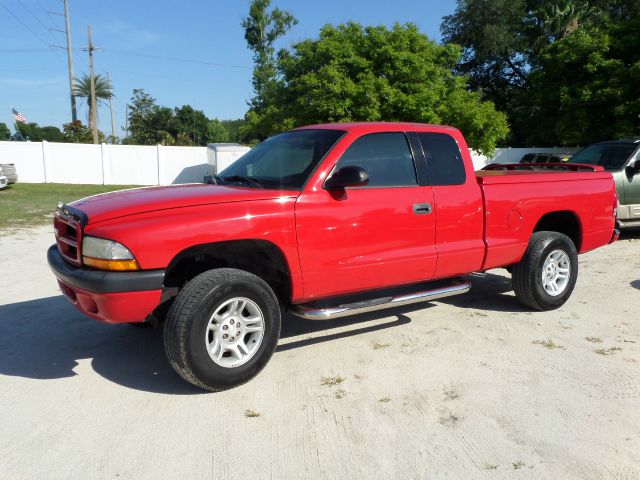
left=207, top=143, right=251, bottom=173
left=0, top=163, right=18, bottom=184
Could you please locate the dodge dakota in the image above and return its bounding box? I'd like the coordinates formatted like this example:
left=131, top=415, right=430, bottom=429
left=48, top=122, right=619, bottom=391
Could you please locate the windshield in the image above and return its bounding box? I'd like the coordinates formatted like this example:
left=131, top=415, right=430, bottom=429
left=219, top=129, right=345, bottom=189
left=569, top=143, right=637, bottom=171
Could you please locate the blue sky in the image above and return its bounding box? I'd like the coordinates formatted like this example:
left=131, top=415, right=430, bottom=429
left=0, top=0, right=456, bottom=138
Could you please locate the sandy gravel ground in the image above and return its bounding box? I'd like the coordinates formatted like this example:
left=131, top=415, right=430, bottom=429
left=0, top=226, right=639, bottom=480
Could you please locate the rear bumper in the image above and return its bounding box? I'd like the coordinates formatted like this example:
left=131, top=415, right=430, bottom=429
left=610, top=221, right=621, bottom=244
left=48, top=245, right=164, bottom=323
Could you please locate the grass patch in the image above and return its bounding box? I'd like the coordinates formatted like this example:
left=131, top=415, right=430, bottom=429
left=244, top=409, right=261, bottom=418
left=0, top=183, right=141, bottom=230
left=378, top=397, right=391, bottom=403
left=443, top=385, right=459, bottom=401
left=595, top=346, right=622, bottom=356
left=320, top=375, right=346, bottom=387
left=585, top=336, right=603, bottom=343
left=512, top=460, right=525, bottom=470
left=532, top=338, right=564, bottom=350
left=372, top=342, right=391, bottom=350
left=438, top=410, right=459, bottom=427
left=483, top=464, right=498, bottom=470
left=334, top=389, right=348, bottom=399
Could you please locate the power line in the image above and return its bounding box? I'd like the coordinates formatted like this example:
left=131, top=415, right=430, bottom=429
left=0, top=48, right=52, bottom=52
left=0, top=1, right=50, bottom=47
left=33, top=0, right=61, bottom=28
left=103, top=49, right=250, bottom=69
left=0, top=46, right=250, bottom=70
left=17, top=0, right=56, bottom=40
left=0, top=1, right=65, bottom=65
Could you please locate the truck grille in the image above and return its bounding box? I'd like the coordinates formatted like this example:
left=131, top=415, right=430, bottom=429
left=54, top=213, right=82, bottom=266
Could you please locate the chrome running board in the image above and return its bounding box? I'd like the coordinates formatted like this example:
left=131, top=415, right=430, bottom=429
left=290, top=278, right=471, bottom=320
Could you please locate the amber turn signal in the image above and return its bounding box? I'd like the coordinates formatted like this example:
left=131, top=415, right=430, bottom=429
left=82, top=256, right=140, bottom=271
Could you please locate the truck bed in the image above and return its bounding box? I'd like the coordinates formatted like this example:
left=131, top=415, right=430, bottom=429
left=477, top=168, right=617, bottom=270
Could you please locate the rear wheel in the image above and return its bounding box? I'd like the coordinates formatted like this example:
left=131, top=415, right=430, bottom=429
left=164, top=268, right=281, bottom=391
left=512, top=231, right=578, bottom=310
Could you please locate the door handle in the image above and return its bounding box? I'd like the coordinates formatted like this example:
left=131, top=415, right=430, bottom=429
left=413, top=203, right=432, bottom=215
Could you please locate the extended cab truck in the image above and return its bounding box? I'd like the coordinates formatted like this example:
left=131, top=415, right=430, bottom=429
left=48, top=123, right=619, bottom=391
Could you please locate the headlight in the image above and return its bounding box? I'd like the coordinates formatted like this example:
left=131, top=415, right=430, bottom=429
left=82, top=236, right=139, bottom=271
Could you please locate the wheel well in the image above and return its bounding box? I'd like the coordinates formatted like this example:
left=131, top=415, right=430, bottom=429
left=533, top=211, right=582, bottom=250
left=164, top=240, right=292, bottom=305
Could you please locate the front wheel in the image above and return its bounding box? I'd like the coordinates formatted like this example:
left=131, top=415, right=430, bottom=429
left=164, top=268, right=281, bottom=391
left=512, top=231, right=578, bottom=311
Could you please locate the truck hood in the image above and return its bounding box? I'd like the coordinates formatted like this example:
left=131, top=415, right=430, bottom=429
left=70, top=184, right=300, bottom=224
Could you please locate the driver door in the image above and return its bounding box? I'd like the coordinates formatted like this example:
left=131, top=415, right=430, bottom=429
left=294, top=131, right=437, bottom=300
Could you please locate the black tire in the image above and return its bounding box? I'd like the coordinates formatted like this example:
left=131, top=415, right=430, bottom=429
left=164, top=268, right=281, bottom=392
left=512, top=231, right=578, bottom=311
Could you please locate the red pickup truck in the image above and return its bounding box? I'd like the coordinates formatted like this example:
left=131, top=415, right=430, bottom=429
left=48, top=123, right=619, bottom=391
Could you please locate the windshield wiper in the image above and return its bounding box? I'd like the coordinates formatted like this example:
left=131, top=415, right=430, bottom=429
left=223, top=175, right=262, bottom=188
left=205, top=174, right=224, bottom=185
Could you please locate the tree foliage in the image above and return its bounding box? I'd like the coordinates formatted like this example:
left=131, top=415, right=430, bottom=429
left=242, top=0, right=297, bottom=112
left=0, top=122, right=10, bottom=140
left=124, top=89, right=245, bottom=145
left=63, top=120, right=104, bottom=143
left=243, top=22, right=508, bottom=154
left=525, top=18, right=640, bottom=145
left=441, top=0, right=640, bottom=145
left=207, top=119, right=229, bottom=143
left=16, top=122, right=64, bottom=142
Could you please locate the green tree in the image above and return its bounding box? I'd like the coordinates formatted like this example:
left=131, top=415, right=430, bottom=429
left=244, top=22, right=508, bottom=154
left=207, top=119, right=229, bottom=143
left=242, top=0, right=297, bottom=140
left=441, top=0, right=640, bottom=144
left=524, top=18, right=640, bottom=145
left=125, top=89, right=162, bottom=145
left=124, top=89, right=220, bottom=146
left=172, top=105, right=210, bottom=146
left=15, top=122, right=64, bottom=142
left=0, top=122, right=10, bottom=140
left=221, top=119, right=247, bottom=143
left=73, top=73, right=114, bottom=127
left=63, top=120, right=104, bottom=143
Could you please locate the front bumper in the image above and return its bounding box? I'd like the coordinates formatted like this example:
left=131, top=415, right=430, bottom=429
left=48, top=245, right=165, bottom=323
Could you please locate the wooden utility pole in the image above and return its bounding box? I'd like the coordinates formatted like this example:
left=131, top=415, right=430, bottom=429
left=87, top=25, right=99, bottom=144
left=107, top=72, right=116, bottom=142
left=63, top=0, right=77, bottom=122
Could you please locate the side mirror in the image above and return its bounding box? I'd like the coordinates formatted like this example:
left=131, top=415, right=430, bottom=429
left=324, top=166, right=369, bottom=190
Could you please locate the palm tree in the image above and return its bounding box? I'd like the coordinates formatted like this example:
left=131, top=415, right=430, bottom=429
left=73, top=73, right=114, bottom=129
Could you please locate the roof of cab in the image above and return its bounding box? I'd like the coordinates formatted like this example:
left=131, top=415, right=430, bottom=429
left=294, top=122, right=459, bottom=133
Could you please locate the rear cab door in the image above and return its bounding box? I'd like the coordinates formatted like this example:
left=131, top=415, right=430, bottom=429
left=294, top=127, right=438, bottom=301
left=414, top=129, right=485, bottom=278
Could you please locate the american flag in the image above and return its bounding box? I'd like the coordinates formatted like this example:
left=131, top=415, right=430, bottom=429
left=12, top=108, right=26, bottom=123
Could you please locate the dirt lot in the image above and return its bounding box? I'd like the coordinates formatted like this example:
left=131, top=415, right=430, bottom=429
left=0, top=226, right=638, bottom=480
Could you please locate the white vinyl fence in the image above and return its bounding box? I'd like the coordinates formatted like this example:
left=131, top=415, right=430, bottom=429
left=0, top=141, right=579, bottom=185
left=0, top=141, right=212, bottom=185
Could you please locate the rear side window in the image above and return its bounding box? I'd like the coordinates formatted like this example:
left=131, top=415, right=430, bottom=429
left=418, top=133, right=466, bottom=185
left=335, top=132, right=417, bottom=187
